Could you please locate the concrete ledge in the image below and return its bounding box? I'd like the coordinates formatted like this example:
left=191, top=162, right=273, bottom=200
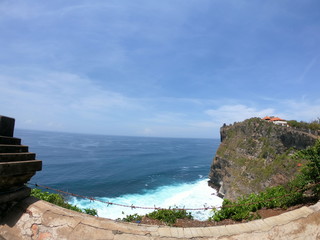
left=0, top=153, right=37, bottom=162
left=0, top=197, right=319, bottom=240
left=0, top=145, right=28, bottom=153
left=0, top=136, right=21, bottom=145
left=0, top=173, right=35, bottom=190
left=0, top=160, right=42, bottom=176
left=0, top=186, right=31, bottom=204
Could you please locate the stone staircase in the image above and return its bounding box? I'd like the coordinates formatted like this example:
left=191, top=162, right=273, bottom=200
left=0, top=115, right=42, bottom=208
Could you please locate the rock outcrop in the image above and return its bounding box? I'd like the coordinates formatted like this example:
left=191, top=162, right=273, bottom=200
left=208, top=118, right=318, bottom=200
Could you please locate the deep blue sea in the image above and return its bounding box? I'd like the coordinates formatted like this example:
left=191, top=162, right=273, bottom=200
left=16, top=129, right=222, bottom=220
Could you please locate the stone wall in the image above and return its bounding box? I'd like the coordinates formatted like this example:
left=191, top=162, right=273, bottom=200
left=1, top=196, right=319, bottom=239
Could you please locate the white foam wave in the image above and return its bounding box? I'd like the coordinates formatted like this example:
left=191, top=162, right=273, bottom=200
left=69, top=179, right=223, bottom=221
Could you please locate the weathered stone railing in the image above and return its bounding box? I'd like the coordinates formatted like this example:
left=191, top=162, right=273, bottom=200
left=1, top=196, right=319, bottom=239
left=0, top=115, right=42, bottom=214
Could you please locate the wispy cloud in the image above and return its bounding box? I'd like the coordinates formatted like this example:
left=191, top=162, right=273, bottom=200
left=1, top=1, right=319, bottom=138
left=280, top=99, right=320, bottom=121
left=0, top=1, right=43, bottom=20
left=297, top=55, right=319, bottom=83
left=0, top=69, right=140, bottom=131
left=144, top=112, right=187, bottom=124
left=205, top=104, right=275, bottom=125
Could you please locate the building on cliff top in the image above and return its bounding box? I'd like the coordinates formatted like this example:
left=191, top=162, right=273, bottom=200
left=262, top=116, right=288, bottom=127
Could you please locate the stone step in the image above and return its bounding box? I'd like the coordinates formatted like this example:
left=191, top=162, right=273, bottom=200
left=0, top=173, right=35, bottom=191
left=0, top=186, right=31, bottom=204
left=0, top=145, right=29, bottom=153
left=0, top=153, right=36, bottom=162
left=0, top=136, right=21, bottom=145
left=0, top=160, right=42, bottom=176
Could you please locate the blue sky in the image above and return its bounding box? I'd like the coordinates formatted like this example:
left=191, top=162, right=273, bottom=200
left=1, top=0, right=320, bottom=138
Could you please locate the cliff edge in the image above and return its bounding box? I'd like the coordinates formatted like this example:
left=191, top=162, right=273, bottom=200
left=208, top=117, right=319, bottom=201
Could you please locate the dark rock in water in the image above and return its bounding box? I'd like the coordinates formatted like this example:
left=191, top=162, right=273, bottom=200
left=208, top=117, right=318, bottom=201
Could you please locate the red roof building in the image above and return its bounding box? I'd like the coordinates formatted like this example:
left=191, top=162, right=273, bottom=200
left=270, top=117, right=285, bottom=121
left=262, top=116, right=288, bottom=126
left=262, top=116, right=272, bottom=120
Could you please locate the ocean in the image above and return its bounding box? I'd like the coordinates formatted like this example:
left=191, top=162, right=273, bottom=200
left=16, top=129, right=223, bottom=220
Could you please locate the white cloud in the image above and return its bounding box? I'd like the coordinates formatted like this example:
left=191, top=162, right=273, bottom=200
left=198, top=100, right=320, bottom=133
left=205, top=104, right=275, bottom=125
left=280, top=99, right=320, bottom=122
left=0, top=69, right=140, bottom=132
left=140, top=104, right=277, bottom=138
left=297, top=55, right=319, bottom=83
left=144, top=112, right=186, bottom=124
left=142, top=128, right=154, bottom=136
left=0, top=1, right=43, bottom=20
left=0, top=70, right=137, bottom=109
left=190, top=121, right=220, bottom=128
left=188, top=104, right=275, bottom=137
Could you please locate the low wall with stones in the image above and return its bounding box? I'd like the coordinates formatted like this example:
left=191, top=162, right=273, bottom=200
left=0, top=197, right=319, bottom=240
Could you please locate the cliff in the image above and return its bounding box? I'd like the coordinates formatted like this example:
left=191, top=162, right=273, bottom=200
left=208, top=117, right=319, bottom=201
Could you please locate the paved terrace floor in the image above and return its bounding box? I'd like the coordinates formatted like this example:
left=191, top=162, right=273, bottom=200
left=1, top=197, right=320, bottom=240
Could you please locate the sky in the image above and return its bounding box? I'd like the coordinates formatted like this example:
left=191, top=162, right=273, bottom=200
left=0, top=0, right=320, bottom=139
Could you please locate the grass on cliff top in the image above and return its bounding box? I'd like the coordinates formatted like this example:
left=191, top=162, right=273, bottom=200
left=211, top=139, right=320, bottom=222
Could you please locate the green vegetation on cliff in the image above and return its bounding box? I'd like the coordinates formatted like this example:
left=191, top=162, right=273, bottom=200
left=31, top=188, right=98, bottom=216
left=287, top=118, right=320, bottom=131
left=209, top=117, right=318, bottom=200
left=294, top=139, right=320, bottom=197
left=211, top=185, right=300, bottom=221
left=211, top=139, right=320, bottom=222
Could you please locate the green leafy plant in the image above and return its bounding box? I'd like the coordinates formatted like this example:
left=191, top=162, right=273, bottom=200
left=122, top=213, right=143, bottom=222
left=210, top=139, right=320, bottom=222
left=31, top=188, right=98, bottom=216
left=83, top=208, right=98, bottom=216
left=122, top=207, right=193, bottom=225
left=287, top=118, right=320, bottom=131
left=210, top=185, right=302, bottom=222
left=146, top=207, right=193, bottom=225
left=294, top=139, right=320, bottom=197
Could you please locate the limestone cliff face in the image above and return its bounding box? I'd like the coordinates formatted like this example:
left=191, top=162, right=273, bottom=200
left=208, top=118, right=318, bottom=200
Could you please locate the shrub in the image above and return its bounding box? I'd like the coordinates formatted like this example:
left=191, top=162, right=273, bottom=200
left=287, top=118, right=320, bottom=131
left=121, top=208, right=193, bottom=225
left=122, top=213, right=143, bottom=222
left=209, top=186, right=300, bottom=221
left=210, top=140, right=320, bottom=222
left=83, top=208, right=98, bottom=216
left=210, top=184, right=304, bottom=222
left=31, top=188, right=98, bottom=216
left=146, top=207, right=193, bottom=225
left=294, top=139, right=320, bottom=197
